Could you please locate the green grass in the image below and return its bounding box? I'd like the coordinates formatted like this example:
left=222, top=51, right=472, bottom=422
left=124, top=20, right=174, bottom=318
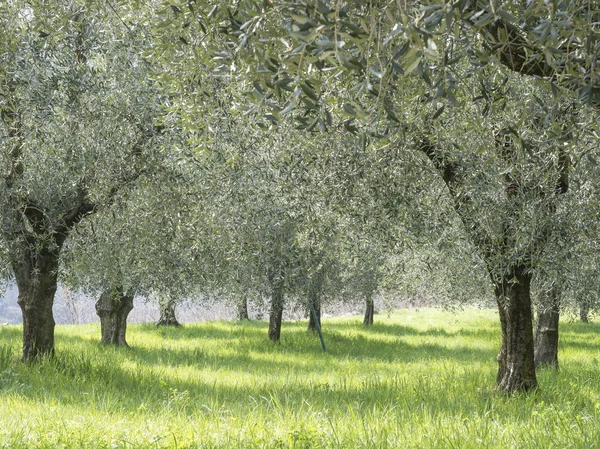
left=1, top=308, right=600, bottom=448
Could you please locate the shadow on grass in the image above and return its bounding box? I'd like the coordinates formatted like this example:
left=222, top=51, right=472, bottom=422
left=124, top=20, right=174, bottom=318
left=32, top=318, right=497, bottom=384
left=327, top=320, right=500, bottom=339
left=0, top=333, right=499, bottom=418
left=4, top=316, right=600, bottom=418
left=560, top=322, right=600, bottom=334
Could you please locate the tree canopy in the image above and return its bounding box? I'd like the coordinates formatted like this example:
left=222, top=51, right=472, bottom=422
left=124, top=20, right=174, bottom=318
left=1, top=0, right=600, bottom=394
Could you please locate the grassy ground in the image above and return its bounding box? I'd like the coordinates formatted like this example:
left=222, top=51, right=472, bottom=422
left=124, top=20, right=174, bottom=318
left=1, top=308, right=599, bottom=448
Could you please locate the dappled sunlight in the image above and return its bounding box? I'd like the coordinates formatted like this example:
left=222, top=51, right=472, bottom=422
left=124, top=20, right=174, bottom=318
left=1, top=309, right=599, bottom=448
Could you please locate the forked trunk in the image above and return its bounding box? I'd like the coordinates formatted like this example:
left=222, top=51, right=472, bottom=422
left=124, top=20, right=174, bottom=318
left=363, top=295, right=374, bottom=325
left=12, top=245, right=59, bottom=361
left=495, top=265, right=537, bottom=393
left=268, top=285, right=284, bottom=342
left=96, top=287, right=134, bottom=346
left=156, top=298, right=180, bottom=327
left=237, top=297, right=249, bottom=320
left=533, top=285, right=560, bottom=369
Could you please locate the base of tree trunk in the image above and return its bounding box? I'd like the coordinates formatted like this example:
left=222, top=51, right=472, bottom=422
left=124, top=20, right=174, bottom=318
left=156, top=300, right=181, bottom=327
left=363, top=297, right=374, bottom=326
left=308, top=303, right=321, bottom=331
left=534, top=300, right=559, bottom=370
left=156, top=317, right=181, bottom=326
left=495, top=266, right=538, bottom=394
left=14, top=251, right=59, bottom=362
left=237, top=297, right=249, bottom=320
left=96, top=287, right=134, bottom=346
left=19, top=299, right=56, bottom=361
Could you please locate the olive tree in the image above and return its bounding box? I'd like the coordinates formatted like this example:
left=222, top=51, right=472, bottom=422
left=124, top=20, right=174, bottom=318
left=200, top=0, right=599, bottom=393
left=0, top=2, right=161, bottom=359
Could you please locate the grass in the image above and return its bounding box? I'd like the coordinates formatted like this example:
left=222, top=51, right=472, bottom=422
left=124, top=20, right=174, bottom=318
left=1, top=308, right=600, bottom=448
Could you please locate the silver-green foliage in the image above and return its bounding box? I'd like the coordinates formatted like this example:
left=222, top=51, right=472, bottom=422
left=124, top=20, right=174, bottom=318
left=0, top=2, right=162, bottom=285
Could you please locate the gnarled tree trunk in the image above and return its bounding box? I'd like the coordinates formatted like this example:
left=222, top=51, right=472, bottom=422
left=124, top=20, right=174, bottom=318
left=268, top=284, right=284, bottom=342
left=96, top=287, right=134, bottom=346
left=363, top=295, right=374, bottom=325
left=495, top=265, right=537, bottom=393
left=12, top=245, right=59, bottom=361
left=534, top=286, right=560, bottom=369
left=156, top=298, right=180, bottom=327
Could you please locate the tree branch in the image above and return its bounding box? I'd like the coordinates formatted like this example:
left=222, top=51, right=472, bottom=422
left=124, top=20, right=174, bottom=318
left=465, top=3, right=599, bottom=105
left=417, top=138, right=494, bottom=260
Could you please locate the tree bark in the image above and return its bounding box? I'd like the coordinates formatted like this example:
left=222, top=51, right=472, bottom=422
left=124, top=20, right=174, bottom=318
left=268, top=285, right=284, bottom=342
left=495, top=265, right=538, bottom=393
left=307, top=301, right=321, bottom=331
left=580, top=301, right=590, bottom=323
left=12, top=245, right=59, bottom=361
left=534, top=297, right=560, bottom=369
left=156, top=298, right=180, bottom=326
left=95, top=287, right=134, bottom=346
left=306, top=265, right=324, bottom=332
left=237, top=297, right=249, bottom=320
left=363, top=295, right=374, bottom=325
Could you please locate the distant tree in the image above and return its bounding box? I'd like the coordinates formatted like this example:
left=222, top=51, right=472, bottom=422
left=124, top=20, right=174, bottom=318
left=157, top=297, right=181, bottom=327
left=96, top=286, right=134, bottom=346
left=236, top=296, right=250, bottom=321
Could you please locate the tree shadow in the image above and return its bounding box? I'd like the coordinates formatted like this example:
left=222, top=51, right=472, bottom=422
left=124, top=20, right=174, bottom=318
left=63, top=318, right=498, bottom=371
left=560, top=322, right=600, bottom=334
left=0, top=330, right=498, bottom=418
left=2, top=317, right=599, bottom=420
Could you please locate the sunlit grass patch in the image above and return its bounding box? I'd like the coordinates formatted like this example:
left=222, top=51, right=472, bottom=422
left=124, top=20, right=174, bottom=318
left=1, top=308, right=600, bottom=448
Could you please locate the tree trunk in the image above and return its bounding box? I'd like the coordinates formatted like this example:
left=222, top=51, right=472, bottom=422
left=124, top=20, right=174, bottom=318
left=95, top=287, right=134, bottom=346
left=12, top=245, right=59, bottom=361
left=580, top=301, right=590, bottom=323
left=237, top=297, right=249, bottom=320
left=268, top=286, right=284, bottom=342
left=363, top=295, right=374, bottom=325
left=495, top=265, right=538, bottom=393
left=307, top=301, right=321, bottom=331
left=306, top=267, right=324, bottom=332
left=534, top=300, right=560, bottom=369
left=156, top=298, right=180, bottom=326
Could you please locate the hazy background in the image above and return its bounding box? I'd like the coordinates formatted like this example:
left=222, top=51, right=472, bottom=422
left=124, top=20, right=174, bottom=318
left=0, top=283, right=404, bottom=325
